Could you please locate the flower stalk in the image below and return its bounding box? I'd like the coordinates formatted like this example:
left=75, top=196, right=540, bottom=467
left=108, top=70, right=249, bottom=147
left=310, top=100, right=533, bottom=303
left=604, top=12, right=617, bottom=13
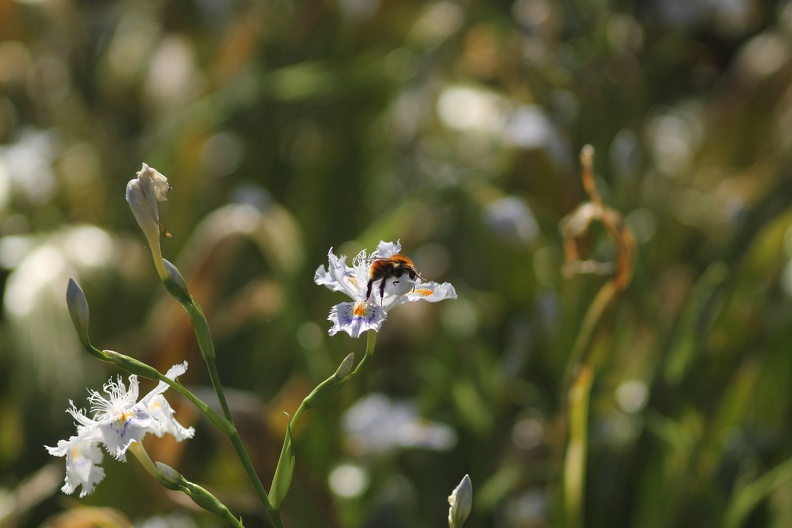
left=161, top=259, right=285, bottom=527
left=128, top=441, right=159, bottom=481
left=123, top=164, right=287, bottom=526
left=290, top=332, right=377, bottom=431
left=350, top=330, right=377, bottom=379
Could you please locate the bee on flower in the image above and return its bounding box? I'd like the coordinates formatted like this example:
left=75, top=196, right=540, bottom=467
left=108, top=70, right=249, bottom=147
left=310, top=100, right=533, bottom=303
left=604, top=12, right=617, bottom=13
left=314, top=240, right=457, bottom=337
left=46, top=363, right=194, bottom=497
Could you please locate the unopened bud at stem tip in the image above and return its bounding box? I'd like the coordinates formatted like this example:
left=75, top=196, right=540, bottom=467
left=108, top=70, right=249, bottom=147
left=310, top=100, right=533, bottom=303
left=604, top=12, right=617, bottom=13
left=448, top=474, right=472, bottom=528
left=66, top=278, right=90, bottom=347
left=126, top=164, right=170, bottom=281
left=335, top=353, right=355, bottom=379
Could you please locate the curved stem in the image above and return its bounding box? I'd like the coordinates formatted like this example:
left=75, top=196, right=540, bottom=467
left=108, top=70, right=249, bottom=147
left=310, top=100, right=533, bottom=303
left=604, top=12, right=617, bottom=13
left=130, top=443, right=246, bottom=528
left=290, top=331, right=377, bottom=431
left=349, top=331, right=377, bottom=380
left=291, top=401, right=309, bottom=430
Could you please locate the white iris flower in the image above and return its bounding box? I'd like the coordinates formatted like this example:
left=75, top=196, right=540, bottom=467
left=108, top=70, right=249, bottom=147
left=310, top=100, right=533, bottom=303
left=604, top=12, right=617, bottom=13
left=314, top=240, right=457, bottom=337
left=46, top=363, right=194, bottom=497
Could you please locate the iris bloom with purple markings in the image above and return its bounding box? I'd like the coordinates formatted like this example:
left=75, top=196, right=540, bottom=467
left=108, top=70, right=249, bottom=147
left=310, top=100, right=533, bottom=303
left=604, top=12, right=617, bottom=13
left=46, top=363, right=194, bottom=497
left=315, top=240, right=457, bottom=337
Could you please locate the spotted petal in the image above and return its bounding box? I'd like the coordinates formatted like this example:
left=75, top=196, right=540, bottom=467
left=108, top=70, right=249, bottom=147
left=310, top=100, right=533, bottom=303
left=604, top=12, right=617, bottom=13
left=98, top=402, right=157, bottom=461
left=328, top=301, right=387, bottom=337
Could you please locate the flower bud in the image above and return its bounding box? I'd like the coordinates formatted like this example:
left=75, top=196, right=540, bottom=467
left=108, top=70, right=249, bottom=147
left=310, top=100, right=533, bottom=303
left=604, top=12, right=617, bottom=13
left=66, top=278, right=91, bottom=348
left=126, top=163, right=171, bottom=281
left=182, top=480, right=240, bottom=522
left=155, top=462, right=186, bottom=490
left=448, top=474, right=472, bottom=528
left=163, top=259, right=192, bottom=305
left=303, top=353, right=355, bottom=409
left=334, top=352, right=355, bottom=378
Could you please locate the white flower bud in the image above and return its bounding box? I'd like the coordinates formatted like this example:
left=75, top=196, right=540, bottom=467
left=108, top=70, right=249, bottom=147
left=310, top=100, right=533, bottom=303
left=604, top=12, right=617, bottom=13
left=66, top=278, right=90, bottom=347
left=126, top=163, right=171, bottom=280
left=448, top=474, right=472, bottom=528
left=334, top=352, right=355, bottom=379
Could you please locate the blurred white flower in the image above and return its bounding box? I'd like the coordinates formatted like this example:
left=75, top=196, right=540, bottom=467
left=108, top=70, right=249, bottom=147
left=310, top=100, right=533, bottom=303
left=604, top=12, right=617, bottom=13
left=410, top=2, right=465, bottom=47
left=482, top=196, right=539, bottom=246
left=46, top=363, right=194, bottom=496
left=342, top=393, right=456, bottom=455
left=2, top=225, right=117, bottom=396
left=135, top=513, right=200, bottom=528
left=437, top=85, right=508, bottom=134
left=0, top=128, right=58, bottom=206
left=314, top=240, right=457, bottom=337
left=503, top=105, right=553, bottom=149
left=143, top=36, right=205, bottom=114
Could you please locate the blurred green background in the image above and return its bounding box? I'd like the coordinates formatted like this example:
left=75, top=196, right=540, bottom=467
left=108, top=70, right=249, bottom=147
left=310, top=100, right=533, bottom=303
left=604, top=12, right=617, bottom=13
left=3, top=0, right=792, bottom=526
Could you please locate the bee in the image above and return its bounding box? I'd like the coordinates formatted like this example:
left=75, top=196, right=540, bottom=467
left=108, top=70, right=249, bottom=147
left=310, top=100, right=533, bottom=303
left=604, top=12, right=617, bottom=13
left=366, top=255, right=426, bottom=304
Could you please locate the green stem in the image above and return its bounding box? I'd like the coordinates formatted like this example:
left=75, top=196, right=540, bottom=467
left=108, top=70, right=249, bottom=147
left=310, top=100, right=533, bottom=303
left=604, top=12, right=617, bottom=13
left=562, top=281, right=618, bottom=393
left=128, top=442, right=160, bottom=481
left=266, top=332, right=376, bottom=517
left=180, top=297, right=285, bottom=528
left=98, top=348, right=234, bottom=435
left=185, top=301, right=233, bottom=420
left=291, top=401, right=309, bottom=430
left=349, top=331, right=377, bottom=380
left=290, top=331, right=377, bottom=431
left=131, top=443, right=245, bottom=527
left=157, top=376, right=233, bottom=435
left=564, top=365, right=593, bottom=528
left=229, top=433, right=286, bottom=528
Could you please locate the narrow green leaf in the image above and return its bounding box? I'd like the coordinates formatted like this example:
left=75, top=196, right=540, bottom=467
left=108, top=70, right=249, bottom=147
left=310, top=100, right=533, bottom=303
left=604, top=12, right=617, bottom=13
left=664, top=261, right=728, bottom=385
left=724, top=455, right=792, bottom=528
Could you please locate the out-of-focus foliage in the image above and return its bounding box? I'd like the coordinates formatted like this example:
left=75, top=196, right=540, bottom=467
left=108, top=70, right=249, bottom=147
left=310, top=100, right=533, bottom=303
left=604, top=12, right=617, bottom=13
left=3, top=0, right=792, bottom=526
